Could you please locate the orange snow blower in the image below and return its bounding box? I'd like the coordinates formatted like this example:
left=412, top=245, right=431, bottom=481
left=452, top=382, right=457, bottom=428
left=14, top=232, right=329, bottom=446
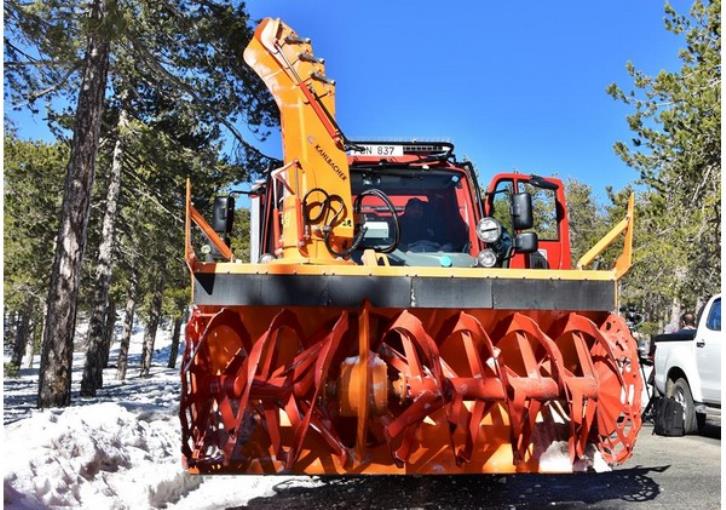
left=180, top=18, right=641, bottom=475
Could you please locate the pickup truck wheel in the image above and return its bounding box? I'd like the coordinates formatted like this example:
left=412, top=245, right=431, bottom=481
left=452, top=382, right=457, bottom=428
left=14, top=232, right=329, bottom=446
left=667, top=377, right=698, bottom=434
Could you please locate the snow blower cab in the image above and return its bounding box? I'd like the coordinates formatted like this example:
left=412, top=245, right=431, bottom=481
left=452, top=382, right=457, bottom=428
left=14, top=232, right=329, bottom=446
left=181, top=18, right=641, bottom=475
left=250, top=142, right=565, bottom=271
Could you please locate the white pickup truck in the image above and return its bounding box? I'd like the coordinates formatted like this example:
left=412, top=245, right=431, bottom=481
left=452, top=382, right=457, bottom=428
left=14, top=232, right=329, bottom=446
left=653, top=294, right=721, bottom=433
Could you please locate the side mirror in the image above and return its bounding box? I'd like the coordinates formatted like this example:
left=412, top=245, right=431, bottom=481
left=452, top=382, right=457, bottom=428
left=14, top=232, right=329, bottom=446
left=212, top=195, right=235, bottom=235
left=511, top=192, right=533, bottom=230
left=514, top=231, right=538, bottom=253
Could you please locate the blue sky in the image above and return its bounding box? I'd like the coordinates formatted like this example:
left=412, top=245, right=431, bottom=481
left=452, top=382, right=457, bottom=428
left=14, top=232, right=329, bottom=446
left=243, top=0, right=687, bottom=199
left=8, top=1, right=689, bottom=200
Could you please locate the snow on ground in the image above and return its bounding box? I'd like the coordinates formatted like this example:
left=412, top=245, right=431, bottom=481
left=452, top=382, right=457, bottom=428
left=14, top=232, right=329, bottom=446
left=3, top=319, right=317, bottom=509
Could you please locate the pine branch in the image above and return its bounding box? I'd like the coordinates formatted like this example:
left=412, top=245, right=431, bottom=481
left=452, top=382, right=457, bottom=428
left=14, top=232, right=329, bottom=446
left=122, top=28, right=275, bottom=165
left=28, top=64, right=80, bottom=102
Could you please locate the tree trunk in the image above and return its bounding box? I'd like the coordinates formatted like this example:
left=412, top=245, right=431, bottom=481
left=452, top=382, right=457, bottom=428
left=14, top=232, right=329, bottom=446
left=8, top=313, right=20, bottom=361
left=11, top=300, right=33, bottom=367
left=167, top=315, right=182, bottom=369
left=695, top=295, right=706, bottom=317
left=38, top=0, right=112, bottom=408
left=25, top=320, right=37, bottom=369
left=26, top=319, right=37, bottom=363
left=667, top=296, right=682, bottom=333
left=140, top=277, right=164, bottom=378
left=101, top=298, right=117, bottom=369
left=29, top=303, right=48, bottom=369
left=80, top=101, right=127, bottom=396
left=664, top=268, right=687, bottom=333
left=116, top=281, right=137, bottom=381
left=5, top=311, right=17, bottom=351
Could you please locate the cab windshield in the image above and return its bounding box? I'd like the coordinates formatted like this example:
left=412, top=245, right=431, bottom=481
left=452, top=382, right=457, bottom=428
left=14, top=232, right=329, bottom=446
left=351, top=168, right=472, bottom=253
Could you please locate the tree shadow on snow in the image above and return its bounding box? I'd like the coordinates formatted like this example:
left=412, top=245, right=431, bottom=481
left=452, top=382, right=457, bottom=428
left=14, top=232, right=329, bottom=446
left=235, top=465, right=669, bottom=510
left=3, top=367, right=41, bottom=424
left=3, top=341, right=185, bottom=425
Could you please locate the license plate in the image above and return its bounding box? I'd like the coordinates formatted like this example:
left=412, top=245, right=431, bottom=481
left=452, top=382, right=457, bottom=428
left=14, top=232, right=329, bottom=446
left=349, top=144, right=404, bottom=157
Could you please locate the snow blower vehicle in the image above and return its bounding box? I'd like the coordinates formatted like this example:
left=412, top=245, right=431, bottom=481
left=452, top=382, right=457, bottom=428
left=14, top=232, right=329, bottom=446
left=180, top=18, right=641, bottom=475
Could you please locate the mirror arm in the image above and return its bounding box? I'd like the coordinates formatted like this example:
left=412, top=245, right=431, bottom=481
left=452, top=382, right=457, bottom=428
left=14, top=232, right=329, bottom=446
left=189, top=205, right=235, bottom=261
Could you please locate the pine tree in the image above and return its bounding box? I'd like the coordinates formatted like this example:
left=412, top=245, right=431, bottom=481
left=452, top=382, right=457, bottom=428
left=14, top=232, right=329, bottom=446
left=116, top=274, right=137, bottom=381
left=140, top=273, right=164, bottom=378
left=607, top=0, right=720, bottom=310
left=7, top=1, right=279, bottom=406
left=38, top=0, right=113, bottom=408
left=4, top=135, right=68, bottom=372
left=80, top=100, right=128, bottom=396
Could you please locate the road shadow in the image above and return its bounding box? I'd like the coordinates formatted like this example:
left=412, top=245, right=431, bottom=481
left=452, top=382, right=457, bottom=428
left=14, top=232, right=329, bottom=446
left=235, top=465, right=669, bottom=510
left=700, top=421, right=721, bottom=439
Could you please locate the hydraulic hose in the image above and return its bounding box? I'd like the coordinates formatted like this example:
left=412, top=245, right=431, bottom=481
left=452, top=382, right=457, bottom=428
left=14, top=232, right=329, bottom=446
left=353, top=188, right=400, bottom=254
left=302, top=187, right=400, bottom=257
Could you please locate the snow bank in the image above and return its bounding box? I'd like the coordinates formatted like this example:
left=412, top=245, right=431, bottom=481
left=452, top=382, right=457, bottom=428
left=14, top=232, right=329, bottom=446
left=4, top=402, right=199, bottom=509
left=3, top=401, right=312, bottom=509
left=537, top=441, right=611, bottom=474
left=3, top=316, right=313, bottom=509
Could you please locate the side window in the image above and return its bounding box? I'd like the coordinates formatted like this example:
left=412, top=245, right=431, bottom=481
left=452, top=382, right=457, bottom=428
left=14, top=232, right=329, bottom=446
left=490, top=180, right=513, bottom=233
left=706, top=298, right=721, bottom=331
left=522, top=183, right=558, bottom=240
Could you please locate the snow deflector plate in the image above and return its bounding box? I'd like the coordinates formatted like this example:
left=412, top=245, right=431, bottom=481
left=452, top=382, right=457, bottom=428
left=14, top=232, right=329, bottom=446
left=192, top=272, right=615, bottom=311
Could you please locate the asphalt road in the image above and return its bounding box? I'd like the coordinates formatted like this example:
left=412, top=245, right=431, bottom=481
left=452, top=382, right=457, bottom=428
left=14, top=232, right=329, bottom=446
left=233, top=421, right=721, bottom=510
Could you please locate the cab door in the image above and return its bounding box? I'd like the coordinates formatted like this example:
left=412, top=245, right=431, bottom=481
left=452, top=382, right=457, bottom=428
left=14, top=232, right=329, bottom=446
left=696, top=296, right=721, bottom=404
left=485, top=174, right=571, bottom=269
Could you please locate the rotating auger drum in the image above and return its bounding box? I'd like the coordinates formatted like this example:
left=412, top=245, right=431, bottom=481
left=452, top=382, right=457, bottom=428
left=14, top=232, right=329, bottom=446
left=179, top=303, right=641, bottom=474
left=179, top=17, right=642, bottom=475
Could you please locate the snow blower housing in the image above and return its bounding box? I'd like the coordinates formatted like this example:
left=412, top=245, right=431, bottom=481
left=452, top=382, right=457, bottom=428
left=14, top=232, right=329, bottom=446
left=181, top=18, right=641, bottom=475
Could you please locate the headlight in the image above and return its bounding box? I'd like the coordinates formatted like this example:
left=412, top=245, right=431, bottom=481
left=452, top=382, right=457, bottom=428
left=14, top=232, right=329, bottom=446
left=476, top=217, right=502, bottom=243
left=478, top=248, right=497, bottom=268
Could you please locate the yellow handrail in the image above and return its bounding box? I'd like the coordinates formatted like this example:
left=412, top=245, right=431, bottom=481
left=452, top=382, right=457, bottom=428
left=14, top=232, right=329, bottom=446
left=576, top=193, right=635, bottom=279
